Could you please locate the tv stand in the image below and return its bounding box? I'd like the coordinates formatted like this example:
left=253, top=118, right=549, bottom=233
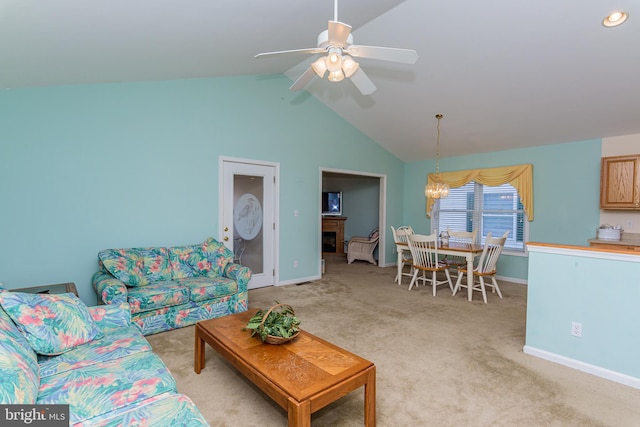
left=322, top=216, right=347, bottom=256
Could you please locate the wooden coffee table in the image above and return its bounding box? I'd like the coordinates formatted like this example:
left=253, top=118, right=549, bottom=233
left=195, top=310, right=376, bottom=426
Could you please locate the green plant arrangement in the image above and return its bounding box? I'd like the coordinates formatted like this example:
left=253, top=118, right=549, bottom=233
left=244, top=302, right=301, bottom=344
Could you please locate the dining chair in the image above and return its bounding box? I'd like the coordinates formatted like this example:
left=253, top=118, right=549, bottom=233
left=452, top=232, right=507, bottom=303
left=407, top=233, right=453, bottom=295
left=441, top=228, right=478, bottom=274
left=391, top=225, right=414, bottom=286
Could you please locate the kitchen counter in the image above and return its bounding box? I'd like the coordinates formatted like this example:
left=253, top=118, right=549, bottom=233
left=588, top=232, right=640, bottom=250
left=525, top=242, right=640, bottom=388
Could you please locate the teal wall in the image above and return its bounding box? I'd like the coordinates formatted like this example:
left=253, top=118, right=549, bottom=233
left=0, top=73, right=607, bottom=304
left=0, top=75, right=405, bottom=305
left=526, top=247, right=640, bottom=380
left=403, top=140, right=602, bottom=281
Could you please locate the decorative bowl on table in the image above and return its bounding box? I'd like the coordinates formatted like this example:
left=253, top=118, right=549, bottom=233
left=243, top=302, right=301, bottom=344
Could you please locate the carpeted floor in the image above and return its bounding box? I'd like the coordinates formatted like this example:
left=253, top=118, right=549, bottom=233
left=147, top=257, right=640, bottom=426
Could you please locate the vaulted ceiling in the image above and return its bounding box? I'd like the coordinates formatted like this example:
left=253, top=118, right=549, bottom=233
left=2, top=0, right=639, bottom=161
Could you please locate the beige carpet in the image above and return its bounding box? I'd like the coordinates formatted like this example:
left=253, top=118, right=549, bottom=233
left=147, top=257, right=640, bottom=426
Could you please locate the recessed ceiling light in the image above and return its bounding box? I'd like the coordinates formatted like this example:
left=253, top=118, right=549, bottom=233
left=602, top=11, right=628, bottom=27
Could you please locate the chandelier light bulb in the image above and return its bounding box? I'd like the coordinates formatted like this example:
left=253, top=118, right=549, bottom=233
left=425, top=182, right=450, bottom=199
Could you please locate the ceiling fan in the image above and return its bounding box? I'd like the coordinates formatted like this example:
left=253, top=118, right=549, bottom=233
left=255, top=0, right=418, bottom=95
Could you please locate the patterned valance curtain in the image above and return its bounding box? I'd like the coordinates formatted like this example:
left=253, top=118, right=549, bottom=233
left=426, top=163, right=534, bottom=220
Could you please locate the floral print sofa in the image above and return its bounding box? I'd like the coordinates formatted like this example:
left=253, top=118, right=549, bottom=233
left=0, top=289, right=208, bottom=426
left=92, top=237, right=250, bottom=335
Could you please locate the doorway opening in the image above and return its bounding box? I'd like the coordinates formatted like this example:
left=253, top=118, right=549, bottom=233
left=320, top=168, right=386, bottom=271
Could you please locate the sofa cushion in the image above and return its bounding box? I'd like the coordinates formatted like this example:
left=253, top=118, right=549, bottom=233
left=99, top=249, right=149, bottom=287
left=127, top=282, right=189, bottom=314
left=77, top=393, right=209, bottom=427
left=38, top=324, right=152, bottom=378
left=0, top=307, right=40, bottom=404
left=169, top=237, right=232, bottom=279
left=168, top=244, right=203, bottom=279
left=37, top=351, right=177, bottom=425
left=176, top=277, right=239, bottom=303
left=88, top=303, right=132, bottom=332
left=201, top=237, right=233, bottom=277
left=0, top=292, right=104, bottom=356
left=135, top=247, right=172, bottom=282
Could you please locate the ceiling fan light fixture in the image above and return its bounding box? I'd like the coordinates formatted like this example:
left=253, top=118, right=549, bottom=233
left=342, top=55, right=359, bottom=78
left=602, top=11, right=628, bottom=27
left=328, top=70, right=345, bottom=82
left=311, top=57, right=328, bottom=77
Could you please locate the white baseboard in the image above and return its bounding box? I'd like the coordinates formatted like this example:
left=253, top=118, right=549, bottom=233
left=496, top=275, right=527, bottom=285
left=276, top=274, right=321, bottom=287
left=523, top=345, right=640, bottom=389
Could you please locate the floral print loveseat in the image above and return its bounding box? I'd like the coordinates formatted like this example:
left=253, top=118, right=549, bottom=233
left=0, top=289, right=208, bottom=426
left=92, top=237, right=250, bottom=335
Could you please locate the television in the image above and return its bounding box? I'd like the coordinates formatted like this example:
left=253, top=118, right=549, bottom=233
left=322, top=191, right=342, bottom=216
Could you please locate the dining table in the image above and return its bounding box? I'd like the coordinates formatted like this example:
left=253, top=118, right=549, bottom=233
left=396, top=240, right=484, bottom=301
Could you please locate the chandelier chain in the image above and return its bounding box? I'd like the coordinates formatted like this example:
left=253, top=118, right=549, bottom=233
left=435, top=113, right=442, bottom=175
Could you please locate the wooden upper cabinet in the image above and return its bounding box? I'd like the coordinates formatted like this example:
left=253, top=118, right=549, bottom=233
left=600, top=155, right=640, bottom=209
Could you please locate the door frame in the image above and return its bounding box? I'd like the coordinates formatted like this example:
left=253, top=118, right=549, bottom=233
left=319, top=168, right=387, bottom=270
left=219, top=156, right=280, bottom=287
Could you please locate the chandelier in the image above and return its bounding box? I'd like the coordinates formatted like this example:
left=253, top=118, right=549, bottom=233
left=424, top=114, right=449, bottom=199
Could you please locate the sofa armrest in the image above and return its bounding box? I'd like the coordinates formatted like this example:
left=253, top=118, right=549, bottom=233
left=92, top=271, right=128, bottom=305
left=88, top=302, right=131, bottom=331
left=223, top=263, right=251, bottom=292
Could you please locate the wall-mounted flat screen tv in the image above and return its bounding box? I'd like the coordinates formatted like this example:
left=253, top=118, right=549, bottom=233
left=322, top=191, right=342, bottom=216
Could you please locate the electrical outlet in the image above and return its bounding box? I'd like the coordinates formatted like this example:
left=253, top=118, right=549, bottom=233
left=626, top=219, right=634, bottom=228
left=293, top=260, right=299, bottom=268
left=571, top=321, right=582, bottom=337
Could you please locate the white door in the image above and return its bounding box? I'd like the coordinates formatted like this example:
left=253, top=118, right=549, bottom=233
left=220, top=158, right=277, bottom=289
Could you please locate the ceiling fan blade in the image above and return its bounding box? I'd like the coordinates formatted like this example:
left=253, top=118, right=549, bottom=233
left=349, top=68, right=377, bottom=95
left=346, top=45, right=418, bottom=64
left=289, top=67, right=317, bottom=91
left=255, top=47, right=324, bottom=59
left=328, top=21, right=352, bottom=47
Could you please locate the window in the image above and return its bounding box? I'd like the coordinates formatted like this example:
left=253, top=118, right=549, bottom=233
left=431, top=181, right=527, bottom=254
